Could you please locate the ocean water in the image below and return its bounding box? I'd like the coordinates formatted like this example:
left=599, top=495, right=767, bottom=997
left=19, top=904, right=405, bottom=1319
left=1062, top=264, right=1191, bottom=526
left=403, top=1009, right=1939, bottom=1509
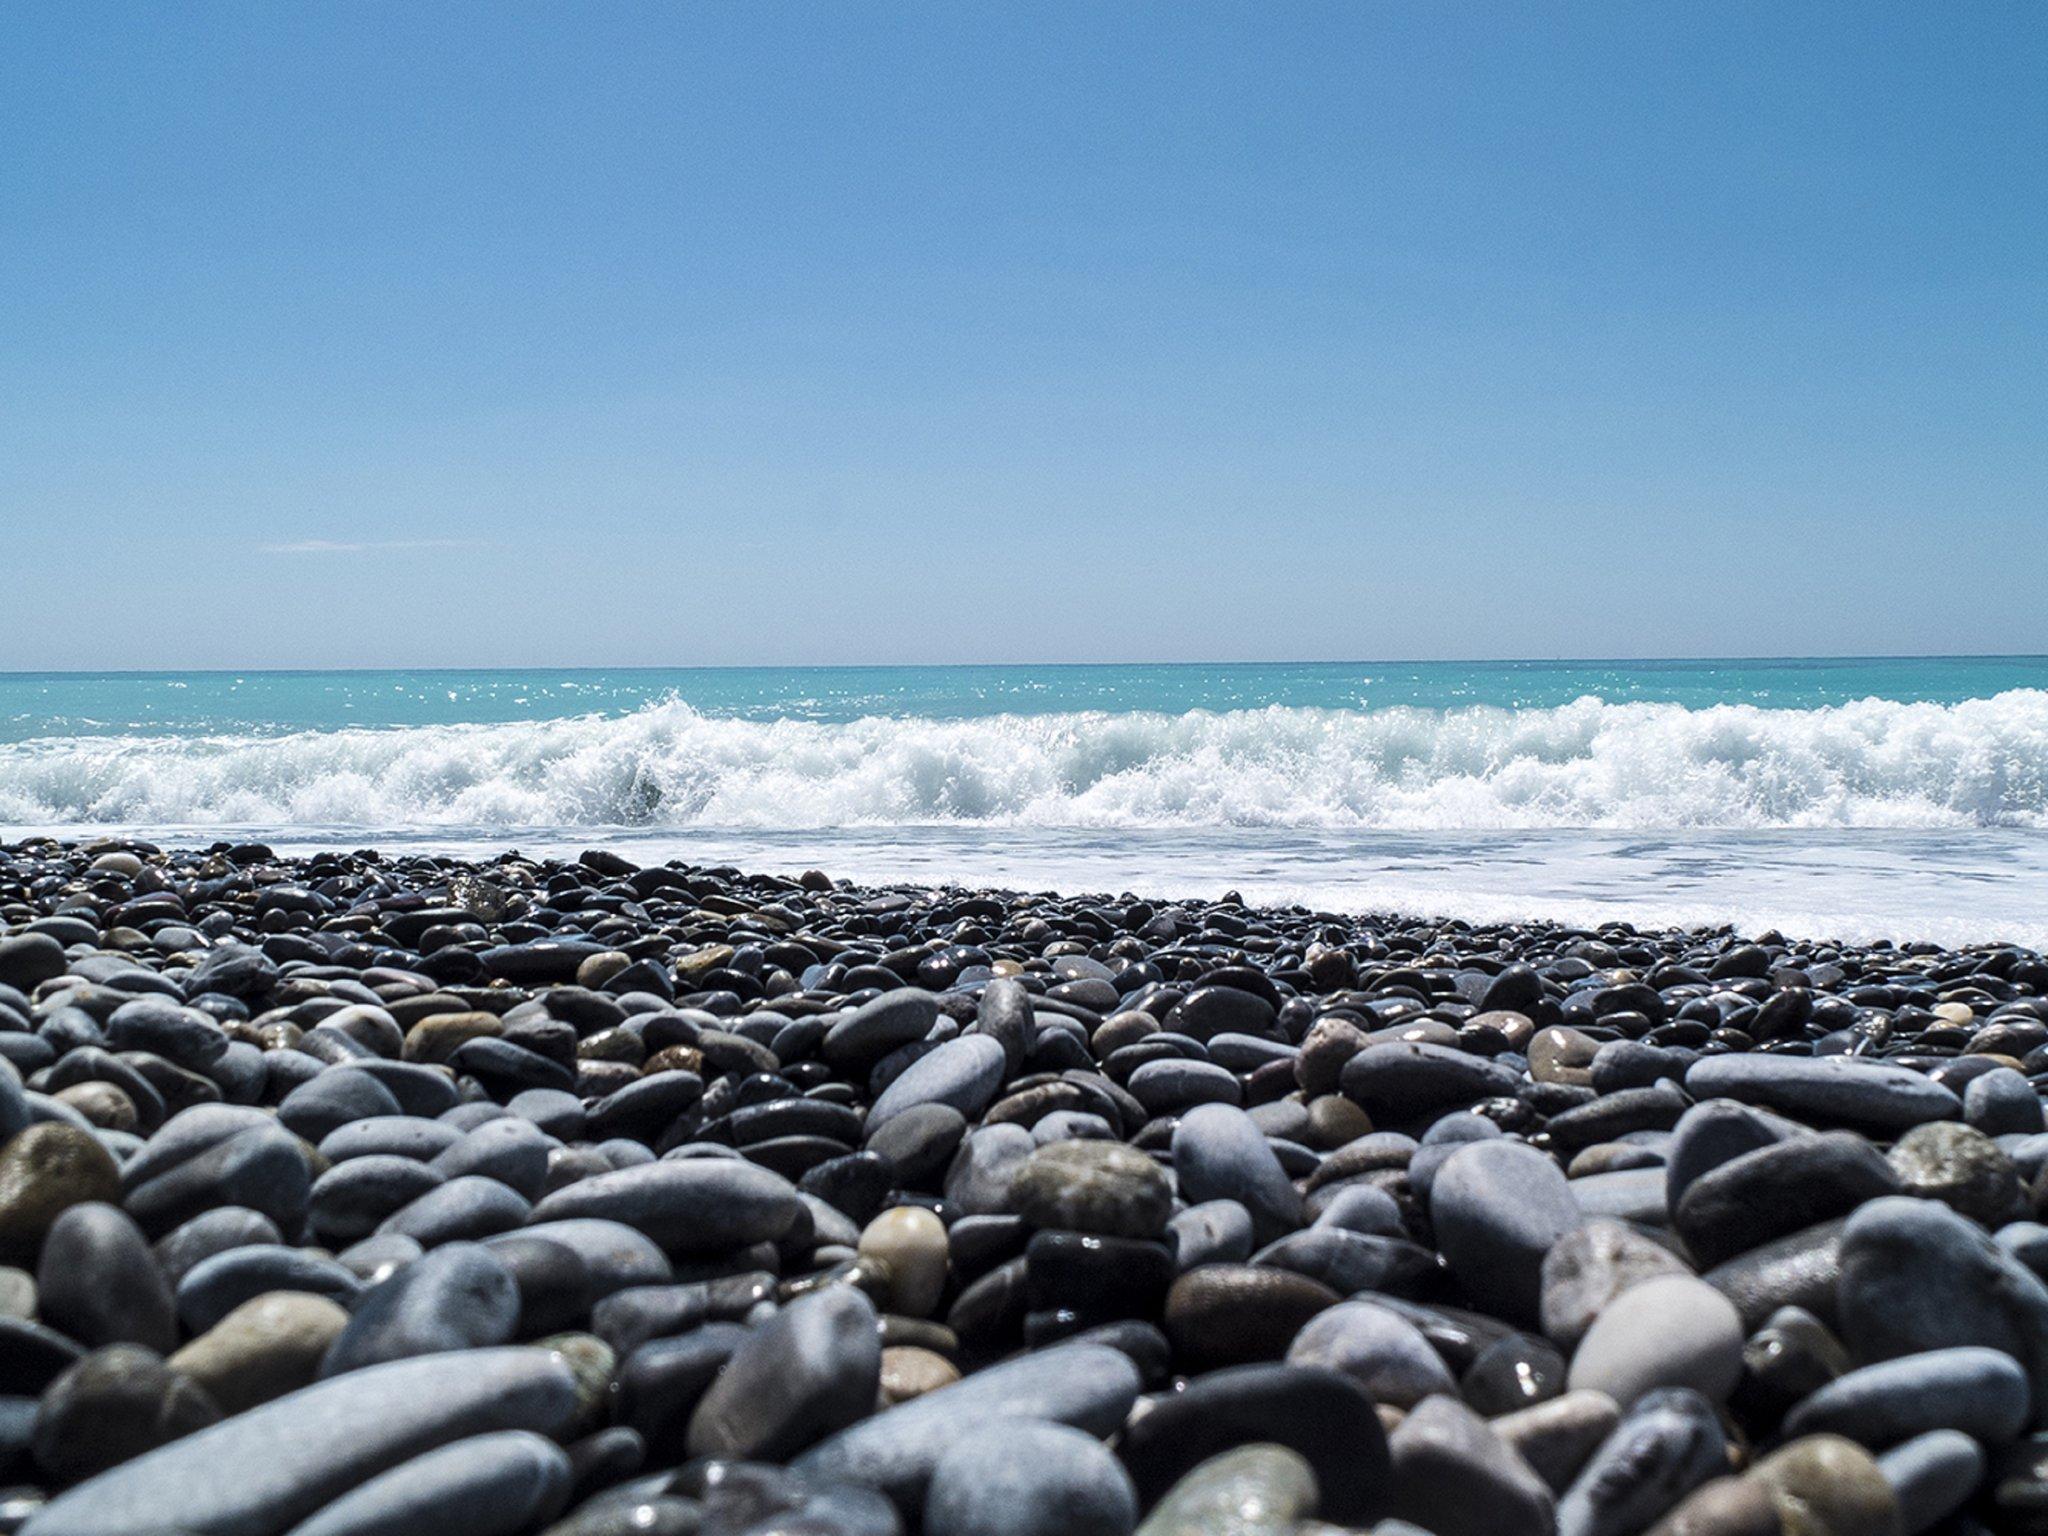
left=4, top=659, right=2048, bottom=946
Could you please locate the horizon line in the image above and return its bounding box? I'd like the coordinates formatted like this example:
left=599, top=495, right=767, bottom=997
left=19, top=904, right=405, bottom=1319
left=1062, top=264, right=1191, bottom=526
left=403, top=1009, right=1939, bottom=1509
left=3, top=653, right=2048, bottom=678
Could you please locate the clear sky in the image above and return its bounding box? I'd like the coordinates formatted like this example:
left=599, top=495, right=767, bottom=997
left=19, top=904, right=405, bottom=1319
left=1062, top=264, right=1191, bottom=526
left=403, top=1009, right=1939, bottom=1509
left=2, top=2, right=2042, bottom=669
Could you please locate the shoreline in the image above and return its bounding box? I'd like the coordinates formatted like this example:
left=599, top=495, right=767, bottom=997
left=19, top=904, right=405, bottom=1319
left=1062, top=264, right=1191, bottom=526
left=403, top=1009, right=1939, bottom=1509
left=9, top=826, right=2048, bottom=954
left=3, top=836, right=2047, bottom=1531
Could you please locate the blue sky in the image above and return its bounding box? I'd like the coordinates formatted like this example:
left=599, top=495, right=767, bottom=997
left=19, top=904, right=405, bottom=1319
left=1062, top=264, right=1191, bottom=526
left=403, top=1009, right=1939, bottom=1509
left=2, top=2, right=2042, bottom=668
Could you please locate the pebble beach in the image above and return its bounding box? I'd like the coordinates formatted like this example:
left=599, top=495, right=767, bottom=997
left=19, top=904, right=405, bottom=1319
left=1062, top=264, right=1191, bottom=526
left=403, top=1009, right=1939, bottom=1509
left=4, top=838, right=2048, bottom=1535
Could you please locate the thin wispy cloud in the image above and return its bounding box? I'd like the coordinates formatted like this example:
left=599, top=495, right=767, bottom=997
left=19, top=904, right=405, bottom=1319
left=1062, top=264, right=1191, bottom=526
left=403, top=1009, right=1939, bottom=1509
left=262, top=538, right=486, bottom=555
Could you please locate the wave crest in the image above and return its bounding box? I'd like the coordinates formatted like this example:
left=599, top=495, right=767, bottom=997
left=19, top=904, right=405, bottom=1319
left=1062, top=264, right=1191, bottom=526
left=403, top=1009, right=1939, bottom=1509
left=3, top=691, right=2047, bottom=831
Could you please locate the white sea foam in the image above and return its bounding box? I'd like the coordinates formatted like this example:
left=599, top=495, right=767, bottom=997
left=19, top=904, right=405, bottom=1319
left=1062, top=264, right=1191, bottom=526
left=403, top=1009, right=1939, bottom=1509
left=3, top=691, right=2048, bottom=831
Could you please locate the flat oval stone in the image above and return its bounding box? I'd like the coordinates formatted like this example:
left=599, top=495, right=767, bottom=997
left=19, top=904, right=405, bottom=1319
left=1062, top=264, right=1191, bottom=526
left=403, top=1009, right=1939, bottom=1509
left=36, top=1202, right=177, bottom=1353
left=1163, top=1265, right=1339, bottom=1372
left=1876, top=1429, right=1984, bottom=1535
left=320, top=1242, right=520, bottom=1376
left=1339, top=1042, right=1520, bottom=1126
left=1782, top=1345, right=2030, bottom=1448
left=823, top=991, right=939, bottom=1070
left=375, top=1176, right=531, bottom=1247
left=1172, top=1103, right=1303, bottom=1247
left=924, top=1419, right=1137, bottom=1536
left=279, top=1429, right=573, bottom=1536
left=0, top=1122, right=122, bottom=1263
left=153, top=1207, right=286, bottom=1286
left=169, top=1292, right=351, bottom=1413
left=1747, top=1433, right=1903, bottom=1536
left=1430, top=1139, right=1583, bottom=1327
left=1683, top=1055, right=1960, bottom=1136
left=1011, top=1141, right=1172, bottom=1240
left=1116, top=1362, right=1389, bottom=1525
left=1385, top=1393, right=1556, bottom=1536
left=792, top=1341, right=1141, bottom=1513
left=685, top=1285, right=880, bottom=1461
left=176, top=1246, right=362, bottom=1334
left=124, top=1124, right=311, bottom=1240
left=525, top=1160, right=803, bottom=1253
left=493, top=1219, right=671, bottom=1298
left=310, top=1156, right=448, bottom=1245
left=1673, top=1131, right=1900, bottom=1268
left=1566, top=1274, right=1745, bottom=1409
left=1556, top=1388, right=1729, bottom=1536
left=319, top=1117, right=463, bottom=1165
left=1837, top=1196, right=2048, bottom=1424
left=30, top=1343, right=222, bottom=1485
left=19, top=1348, right=581, bottom=1536
left=433, top=1119, right=554, bottom=1201
left=1703, top=1218, right=1845, bottom=1333
left=866, top=1035, right=1008, bottom=1132
left=1131, top=1444, right=1316, bottom=1536
left=1285, top=1298, right=1456, bottom=1408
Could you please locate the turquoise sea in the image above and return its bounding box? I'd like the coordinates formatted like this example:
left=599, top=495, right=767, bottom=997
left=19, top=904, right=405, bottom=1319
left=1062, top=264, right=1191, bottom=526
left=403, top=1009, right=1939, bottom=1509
left=4, top=658, right=2047, bottom=945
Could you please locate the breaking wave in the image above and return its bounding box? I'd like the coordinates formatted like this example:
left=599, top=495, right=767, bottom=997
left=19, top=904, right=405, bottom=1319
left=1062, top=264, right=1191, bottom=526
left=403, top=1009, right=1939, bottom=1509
left=3, top=692, right=2048, bottom=832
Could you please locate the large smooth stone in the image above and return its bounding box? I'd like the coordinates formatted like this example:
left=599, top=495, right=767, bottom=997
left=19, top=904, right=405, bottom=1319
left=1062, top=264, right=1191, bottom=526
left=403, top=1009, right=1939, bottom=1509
left=525, top=1160, right=802, bottom=1253
left=320, top=1243, right=520, bottom=1376
left=1285, top=1299, right=1456, bottom=1408
left=374, top=1176, right=530, bottom=1247
left=278, top=1429, right=572, bottom=1536
left=1430, top=1139, right=1583, bottom=1326
left=169, top=1292, right=351, bottom=1413
left=0, top=1123, right=122, bottom=1262
left=1385, top=1393, right=1556, bottom=1536
left=1673, top=1132, right=1900, bottom=1268
left=1339, top=1042, right=1520, bottom=1125
left=492, top=1219, right=671, bottom=1298
left=1172, top=1103, right=1303, bottom=1247
left=1566, top=1275, right=1744, bottom=1408
left=1836, top=1195, right=2048, bottom=1424
left=1876, top=1429, right=1984, bottom=1535
left=1163, top=1264, right=1339, bottom=1371
left=36, top=1202, right=177, bottom=1353
left=20, top=1348, right=580, bottom=1536
left=176, top=1246, right=361, bottom=1335
left=1886, top=1121, right=2026, bottom=1227
left=1663, top=1100, right=1800, bottom=1210
left=924, top=1419, right=1137, bottom=1536
left=866, top=1036, right=1008, bottom=1132
left=1011, top=1141, right=1172, bottom=1239
left=1782, top=1345, right=2030, bottom=1448
left=792, top=1342, right=1141, bottom=1513
left=686, top=1285, right=880, bottom=1460
left=124, top=1124, right=311, bottom=1240
left=1115, top=1362, right=1390, bottom=1525
left=823, top=991, right=939, bottom=1070
left=1556, top=1387, right=1728, bottom=1536
left=1703, top=1219, right=1844, bottom=1332
left=1683, top=1056, right=1960, bottom=1136
left=1494, top=1390, right=1622, bottom=1493
left=31, top=1344, right=222, bottom=1484
left=1131, top=1445, right=1317, bottom=1536
left=1748, top=1433, right=1903, bottom=1536
left=309, top=1157, right=448, bottom=1245
left=1540, top=1219, right=1692, bottom=1351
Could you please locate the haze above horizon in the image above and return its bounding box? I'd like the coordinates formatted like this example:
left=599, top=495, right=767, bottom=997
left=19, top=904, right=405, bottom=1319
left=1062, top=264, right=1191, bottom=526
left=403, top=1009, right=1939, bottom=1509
left=3, top=2, right=2042, bottom=669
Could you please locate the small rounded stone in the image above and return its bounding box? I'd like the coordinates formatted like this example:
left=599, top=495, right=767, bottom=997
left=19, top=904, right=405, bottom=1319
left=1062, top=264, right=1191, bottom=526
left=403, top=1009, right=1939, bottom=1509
left=859, top=1206, right=950, bottom=1318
